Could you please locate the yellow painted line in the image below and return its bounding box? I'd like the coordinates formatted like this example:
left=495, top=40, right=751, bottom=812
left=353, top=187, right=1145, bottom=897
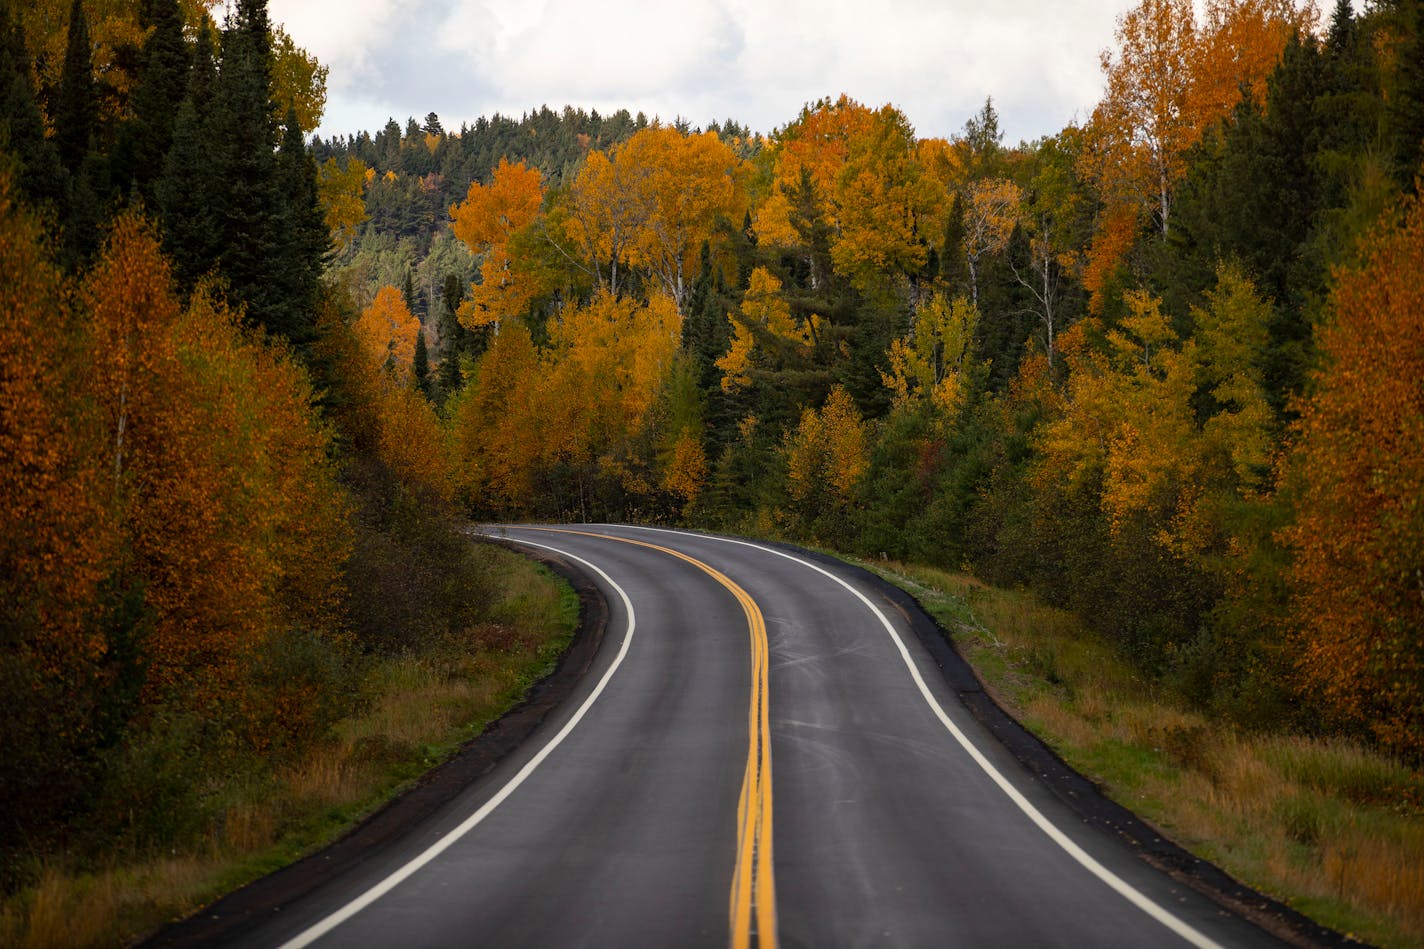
left=530, top=528, right=777, bottom=949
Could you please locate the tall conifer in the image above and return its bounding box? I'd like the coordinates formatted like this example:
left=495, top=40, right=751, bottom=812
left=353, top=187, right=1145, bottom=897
left=54, top=0, right=95, bottom=175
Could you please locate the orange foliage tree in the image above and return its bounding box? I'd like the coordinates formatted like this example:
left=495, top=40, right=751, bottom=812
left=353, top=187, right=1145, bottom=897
left=354, top=284, right=421, bottom=378
left=1081, top=0, right=1313, bottom=307
left=84, top=216, right=352, bottom=708
left=0, top=172, right=117, bottom=827
left=620, top=127, right=746, bottom=311
left=449, top=158, right=546, bottom=328
left=1286, top=194, right=1424, bottom=757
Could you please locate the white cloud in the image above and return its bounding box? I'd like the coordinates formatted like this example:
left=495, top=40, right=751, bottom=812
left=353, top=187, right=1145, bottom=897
left=268, top=0, right=404, bottom=91
left=270, top=0, right=1137, bottom=143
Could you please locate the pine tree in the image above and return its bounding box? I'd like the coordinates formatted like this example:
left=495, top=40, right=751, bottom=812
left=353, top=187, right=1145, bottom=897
left=1387, top=0, right=1424, bottom=184
left=157, top=23, right=219, bottom=290
left=210, top=0, right=300, bottom=342
left=0, top=5, right=68, bottom=209
left=125, top=0, right=189, bottom=202
left=54, top=0, right=95, bottom=176
left=275, top=106, right=328, bottom=349
left=437, top=272, right=469, bottom=399
left=413, top=326, right=430, bottom=396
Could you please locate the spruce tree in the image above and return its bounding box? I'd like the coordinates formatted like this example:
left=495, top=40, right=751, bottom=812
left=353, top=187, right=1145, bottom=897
left=1387, top=0, right=1424, bottom=184
left=211, top=0, right=293, bottom=340
left=125, top=0, right=189, bottom=202
left=157, top=22, right=220, bottom=290
left=275, top=106, right=328, bottom=349
left=54, top=0, right=95, bottom=176
left=0, top=5, right=67, bottom=209
left=437, top=273, right=469, bottom=397
left=413, top=327, right=430, bottom=396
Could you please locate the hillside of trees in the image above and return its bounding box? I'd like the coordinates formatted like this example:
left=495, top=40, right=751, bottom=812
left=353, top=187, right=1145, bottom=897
left=315, top=0, right=1424, bottom=762
left=0, top=0, right=497, bottom=880
left=2, top=0, right=1422, bottom=907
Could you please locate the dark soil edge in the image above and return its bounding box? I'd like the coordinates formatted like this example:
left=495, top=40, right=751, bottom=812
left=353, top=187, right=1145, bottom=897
left=141, top=540, right=607, bottom=948
left=771, top=541, right=1366, bottom=949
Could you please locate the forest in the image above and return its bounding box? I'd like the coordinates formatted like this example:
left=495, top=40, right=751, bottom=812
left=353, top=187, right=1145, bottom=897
left=318, top=0, right=1424, bottom=762
left=1, top=0, right=1422, bottom=922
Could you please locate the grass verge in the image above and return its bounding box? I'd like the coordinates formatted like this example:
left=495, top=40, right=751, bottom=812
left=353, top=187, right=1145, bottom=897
left=859, top=558, right=1424, bottom=949
left=0, top=544, right=578, bottom=949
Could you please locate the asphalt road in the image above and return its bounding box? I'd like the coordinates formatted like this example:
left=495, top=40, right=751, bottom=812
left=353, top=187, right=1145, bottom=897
left=213, top=524, right=1290, bottom=949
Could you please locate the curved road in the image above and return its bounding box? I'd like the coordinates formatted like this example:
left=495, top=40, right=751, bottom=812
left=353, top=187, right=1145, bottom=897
left=217, top=525, right=1285, bottom=948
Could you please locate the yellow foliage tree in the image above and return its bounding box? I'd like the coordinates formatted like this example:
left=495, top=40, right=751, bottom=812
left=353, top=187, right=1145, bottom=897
left=449, top=158, right=546, bottom=328
left=561, top=148, right=655, bottom=297
left=354, top=285, right=421, bottom=378
left=716, top=267, right=820, bottom=391
left=962, top=178, right=1025, bottom=307
left=619, top=127, right=747, bottom=311
left=317, top=157, right=368, bottom=252
left=882, top=293, right=980, bottom=415
left=448, top=323, right=544, bottom=511
left=785, top=385, right=870, bottom=508
left=832, top=106, right=947, bottom=293
left=543, top=292, right=681, bottom=479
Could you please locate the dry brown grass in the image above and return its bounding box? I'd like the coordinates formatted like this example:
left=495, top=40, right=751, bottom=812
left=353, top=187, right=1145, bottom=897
left=868, top=558, right=1424, bottom=949
left=0, top=546, right=577, bottom=948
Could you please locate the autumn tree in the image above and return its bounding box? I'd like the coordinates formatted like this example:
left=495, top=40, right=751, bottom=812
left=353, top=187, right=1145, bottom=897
left=881, top=293, right=980, bottom=416
left=783, top=385, right=870, bottom=540
left=355, top=284, right=421, bottom=378
left=540, top=292, right=682, bottom=496
left=0, top=172, right=117, bottom=840
left=832, top=105, right=946, bottom=295
left=1085, top=0, right=1312, bottom=238
left=716, top=266, right=821, bottom=392
left=448, top=323, right=544, bottom=512
left=449, top=157, right=545, bottom=328
left=317, top=156, right=369, bottom=251
left=560, top=146, right=655, bottom=297
left=1286, top=193, right=1424, bottom=757
left=961, top=178, right=1024, bottom=308
left=619, top=126, right=745, bottom=311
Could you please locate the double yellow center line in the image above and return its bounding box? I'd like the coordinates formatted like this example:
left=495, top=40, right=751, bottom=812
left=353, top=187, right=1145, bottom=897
left=535, top=529, right=776, bottom=949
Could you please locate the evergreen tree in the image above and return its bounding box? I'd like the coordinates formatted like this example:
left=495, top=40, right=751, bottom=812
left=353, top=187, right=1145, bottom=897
left=976, top=223, right=1036, bottom=393
left=124, top=0, right=189, bottom=202
left=157, top=22, right=219, bottom=290
left=1386, top=0, right=1424, bottom=184
left=54, top=0, right=95, bottom=176
left=413, top=327, right=430, bottom=396
left=0, top=5, right=68, bottom=209
left=938, top=193, right=971, bottom=299
left=402, top=268, right=417, bottom=313
left=210, top=0, right=315, bottom=344
left=275, top=106, right=328, bottom=348
left=437, top=273, right=469, bottom=398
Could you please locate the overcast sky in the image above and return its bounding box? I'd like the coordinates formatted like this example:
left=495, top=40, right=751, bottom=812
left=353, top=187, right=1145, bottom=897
left=266, top=0, right=1139, bottom=145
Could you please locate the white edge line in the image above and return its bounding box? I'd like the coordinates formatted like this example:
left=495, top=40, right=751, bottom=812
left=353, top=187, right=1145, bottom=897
left=277, top=536, right=636, bottom=949
left=616, top=524, right=1223, bottom=949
